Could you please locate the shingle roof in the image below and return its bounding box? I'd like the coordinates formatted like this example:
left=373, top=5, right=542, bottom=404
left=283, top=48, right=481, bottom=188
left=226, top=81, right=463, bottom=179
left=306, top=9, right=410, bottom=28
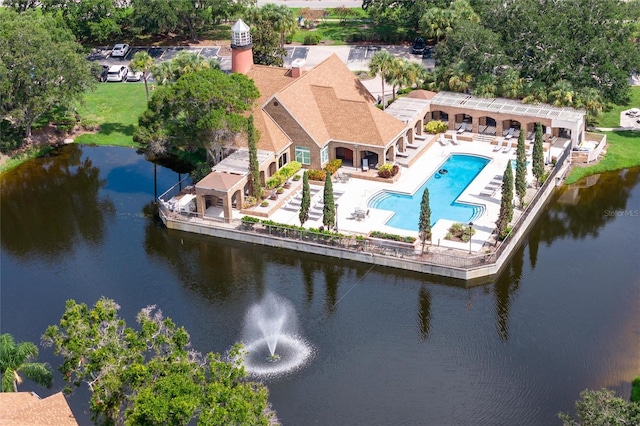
left=246, top=66, right=294, bottom=152
left=269, top=54, right=405, bottom=147
left=0, top=392, right=78, bottom=426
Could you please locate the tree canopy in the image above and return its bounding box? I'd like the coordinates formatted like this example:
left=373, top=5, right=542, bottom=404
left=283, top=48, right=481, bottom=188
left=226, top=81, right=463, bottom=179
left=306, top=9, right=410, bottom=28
left=134, top=68, right=259, bottom=166
left=0, top=333, right=53, bottom=392
left=559, top=388, right=640, bottom=426
left=42, top=298, right=275, bottom=426
left=0, top=9, right=96, bottom=139
left=432, top=0, right=640, bottom=105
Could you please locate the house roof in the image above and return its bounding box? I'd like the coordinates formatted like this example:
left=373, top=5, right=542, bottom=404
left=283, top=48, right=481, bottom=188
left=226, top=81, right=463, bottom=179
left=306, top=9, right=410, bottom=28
left=0, top=392, right=78, bottom=426
left=196, top=171, right=245, bottom=192
left=246, top=66, right=294, bottom=153
left=249, top=54, right=406, bottom=149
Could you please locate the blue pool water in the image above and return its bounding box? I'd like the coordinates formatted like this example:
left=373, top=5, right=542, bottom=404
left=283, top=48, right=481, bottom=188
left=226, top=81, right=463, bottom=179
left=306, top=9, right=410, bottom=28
left=370, top=154, right=490, bottom=231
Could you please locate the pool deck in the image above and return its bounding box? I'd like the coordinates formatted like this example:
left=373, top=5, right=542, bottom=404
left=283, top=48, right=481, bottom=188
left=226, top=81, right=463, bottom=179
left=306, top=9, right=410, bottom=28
left=261, top=134, right=566, bottom=254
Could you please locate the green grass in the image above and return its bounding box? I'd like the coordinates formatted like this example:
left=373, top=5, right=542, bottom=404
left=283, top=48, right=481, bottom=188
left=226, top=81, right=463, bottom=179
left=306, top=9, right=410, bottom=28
left=291, top=21, right=372, bottom=45
left=75, top=83, right=148, bottom=147
left=565, top=130, right=640, bottom=184
left=0, top=146, right=53, bottom=175
left=597, top=86, right=640, bottom=128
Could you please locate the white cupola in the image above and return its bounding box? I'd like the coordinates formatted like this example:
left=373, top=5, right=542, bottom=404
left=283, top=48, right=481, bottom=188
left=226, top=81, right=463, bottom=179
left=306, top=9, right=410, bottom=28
left=231, top=19, right=252, bottom=48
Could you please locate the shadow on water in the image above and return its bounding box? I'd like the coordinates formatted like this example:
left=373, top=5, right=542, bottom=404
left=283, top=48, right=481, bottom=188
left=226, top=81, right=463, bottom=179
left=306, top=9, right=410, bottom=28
left=0, top=144, right=115, bottom=261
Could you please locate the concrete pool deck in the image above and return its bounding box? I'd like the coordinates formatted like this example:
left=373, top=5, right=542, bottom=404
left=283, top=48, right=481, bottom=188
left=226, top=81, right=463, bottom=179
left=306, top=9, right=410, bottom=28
left=251, top=135, right=568, bottom=254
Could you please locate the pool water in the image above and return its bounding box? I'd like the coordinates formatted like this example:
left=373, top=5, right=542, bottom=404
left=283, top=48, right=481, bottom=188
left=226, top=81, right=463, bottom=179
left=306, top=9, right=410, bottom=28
left=370, top=154, right=490, bottom=231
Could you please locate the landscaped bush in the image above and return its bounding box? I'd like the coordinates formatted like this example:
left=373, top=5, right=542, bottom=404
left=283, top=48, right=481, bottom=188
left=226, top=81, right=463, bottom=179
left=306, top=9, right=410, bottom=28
left=445, top=222, right=476, bottom=242
left=425, top=120, right=448, bottom=134
left=303, top=34, right=321, bottom=45
left=632, top=376, right=640, bottom=403
left=377, top=163, right=399, bottom=178
left=266, top=161, right=302, bottom=189
left=307, top=169, right=326, bottom=181
left=369, top=231, right=416, bottom=243
left=260, top=200, right=269, bottom=207
left=292, top=174, right=301, bottom=181
left=323, top=158, right=342, bottom=175
left=241, top=215, right=260, bottom=223
left=242, top=196, right=258, bottom=208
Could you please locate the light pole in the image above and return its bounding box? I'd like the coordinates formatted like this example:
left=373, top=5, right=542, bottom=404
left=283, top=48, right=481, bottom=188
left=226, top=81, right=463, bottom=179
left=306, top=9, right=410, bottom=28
left=468, top=222, right=473, bottom=254
left=334, top=203, right=339, bottom=232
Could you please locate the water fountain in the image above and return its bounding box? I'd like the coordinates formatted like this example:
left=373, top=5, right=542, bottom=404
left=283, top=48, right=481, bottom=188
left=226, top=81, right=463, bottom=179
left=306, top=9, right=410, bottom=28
left=239, top=293, right=313, bottom=377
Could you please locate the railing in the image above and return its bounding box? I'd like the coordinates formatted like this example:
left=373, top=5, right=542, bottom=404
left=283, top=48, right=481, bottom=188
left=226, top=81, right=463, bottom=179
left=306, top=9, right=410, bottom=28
left=493, top=143, right=571, bottom=260
left=162, top=146, right=571, bottom=272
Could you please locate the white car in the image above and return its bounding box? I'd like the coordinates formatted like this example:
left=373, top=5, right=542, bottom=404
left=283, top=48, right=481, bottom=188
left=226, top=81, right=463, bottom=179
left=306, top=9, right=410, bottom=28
left=106, top=65, right=128, bottom=82
left=126, top=70, right=143, bottom=82
left=111, top=43, right=130, bottom=58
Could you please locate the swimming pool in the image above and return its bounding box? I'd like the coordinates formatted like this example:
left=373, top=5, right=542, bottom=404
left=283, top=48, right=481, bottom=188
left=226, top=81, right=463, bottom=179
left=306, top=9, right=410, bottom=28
left=369, top=154, right=490, bottom=231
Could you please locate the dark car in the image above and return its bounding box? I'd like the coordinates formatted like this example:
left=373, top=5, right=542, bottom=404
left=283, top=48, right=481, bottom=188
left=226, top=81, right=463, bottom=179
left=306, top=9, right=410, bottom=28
left=411, top=37, right=426, bottom=55
left=96, top=64, right=109, bottom=82
left=422, top=46, right=435, bottom=59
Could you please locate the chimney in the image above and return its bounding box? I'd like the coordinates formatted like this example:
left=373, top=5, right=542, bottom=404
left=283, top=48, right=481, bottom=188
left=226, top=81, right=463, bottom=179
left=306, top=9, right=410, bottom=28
left=291, top=58, right=306, bottom=78
left=231, top=19, right=253, bottom=74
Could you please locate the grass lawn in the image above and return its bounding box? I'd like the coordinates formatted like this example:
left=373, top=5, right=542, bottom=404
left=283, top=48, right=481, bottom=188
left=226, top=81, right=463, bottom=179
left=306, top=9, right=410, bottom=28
left=565, top=130, right=640, bottom=184
left=75, top=83, right=148, bottom=147
left=291, top=21, right=374, bottom=45
left=597, top=86, right=640, bottom=128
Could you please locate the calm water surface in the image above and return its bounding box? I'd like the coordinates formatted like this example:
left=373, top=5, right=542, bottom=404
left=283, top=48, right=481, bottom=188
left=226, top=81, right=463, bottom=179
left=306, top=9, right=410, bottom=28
left=1, top=145, right=639, bottom=425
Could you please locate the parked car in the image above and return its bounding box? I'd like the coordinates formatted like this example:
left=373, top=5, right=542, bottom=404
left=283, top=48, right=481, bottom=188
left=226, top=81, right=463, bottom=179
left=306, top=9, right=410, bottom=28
left=106, top=65, right=128, bottom=82
left=422, top=46, right=435, bottom=59
left=126, top=70, right=143, bottom=82
left=411, top=37, right=426, bottom=55
left=111, top=43, right=130, bottom=58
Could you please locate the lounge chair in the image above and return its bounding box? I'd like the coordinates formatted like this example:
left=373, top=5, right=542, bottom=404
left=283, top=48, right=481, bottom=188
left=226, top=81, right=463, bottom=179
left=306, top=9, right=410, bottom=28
left=457, top=123, right=466, bottom=133
left=502, top=139, right=514, bottom=153
left=451, top=133, right=460, bottom=146
left=362, top=158, right=369, bottom=171
left=505, top=128, right=515, bottom=139
left=493, top=137, right=504, bottom=152
left=480, top=188, right=496, bottom=197
left=438, top=134, right=448, bottom=146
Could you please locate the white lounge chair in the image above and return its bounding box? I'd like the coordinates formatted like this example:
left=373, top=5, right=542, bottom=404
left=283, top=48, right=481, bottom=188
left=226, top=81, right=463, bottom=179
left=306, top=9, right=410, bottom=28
left=362, top=158, right=369, bottom=171
left=505, top=128, right=515, bottom=139
left=451, top=133, right=460, bottom=145
left=457, top=123, right=466, bottom=133
left=438, top=134, right=448, bottom=146
left=493, top=137, right=504, bottom=152
left=502, top=139, right=514, bottom=153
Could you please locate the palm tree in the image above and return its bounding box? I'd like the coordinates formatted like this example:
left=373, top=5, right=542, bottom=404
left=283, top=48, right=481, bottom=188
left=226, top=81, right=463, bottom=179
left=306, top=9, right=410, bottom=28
left=548, top=80, right=575, bottom=107
left=369, top=50, right=395, bottom=109
left=472, top=73, right=498, bottom=98
left=385, top=58, right=409, bottom=102
left=261, top=4, right=297, bottom=49
left=405, top=62, right=429, bottom=89
left=575, top=87, right=604, bottom=125
left=150, top=61, right=175, bottom=86
left=447, top=61, right=472, bottom=93
left=129, top=51, right=155, bottom=101
left=420, top=7, right=454, bottom=42
left=498, top=68, right=524, bottom=99
left=0, top=333, right=52, bottom=392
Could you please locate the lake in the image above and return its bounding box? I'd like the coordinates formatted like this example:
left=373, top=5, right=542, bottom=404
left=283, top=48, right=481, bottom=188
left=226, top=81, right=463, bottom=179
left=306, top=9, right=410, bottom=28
left=1, top=144, right=639, bottom=425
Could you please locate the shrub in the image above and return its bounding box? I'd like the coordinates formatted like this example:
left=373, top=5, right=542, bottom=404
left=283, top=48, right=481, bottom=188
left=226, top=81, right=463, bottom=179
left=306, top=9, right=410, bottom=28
left=632, top=376, right=640, bottom=403
left=241, top=215, right=260, bottom=223
left=260, top=200, right=269, bottom=207
left=307, top=169, right=326, bottom=181
left=369, top=231, right=416, bottom=243
left=445, top=222, right=476, bottom=241
left=292, top=174, right=301, bottom=181
left=551, top=156, right=558, bottom=166
left=425, top=120, right=448, bottom=134
left=276, top=187, right=284, bottom=194
left=266, top=161, right=302, bottom=189
left=323, top=159, right=342, bottom=175
left=242, top=196, right=258, bottom=208
left=377, top=163, right=394, bottom=178
left=303, top=34, right=321, bottom=45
